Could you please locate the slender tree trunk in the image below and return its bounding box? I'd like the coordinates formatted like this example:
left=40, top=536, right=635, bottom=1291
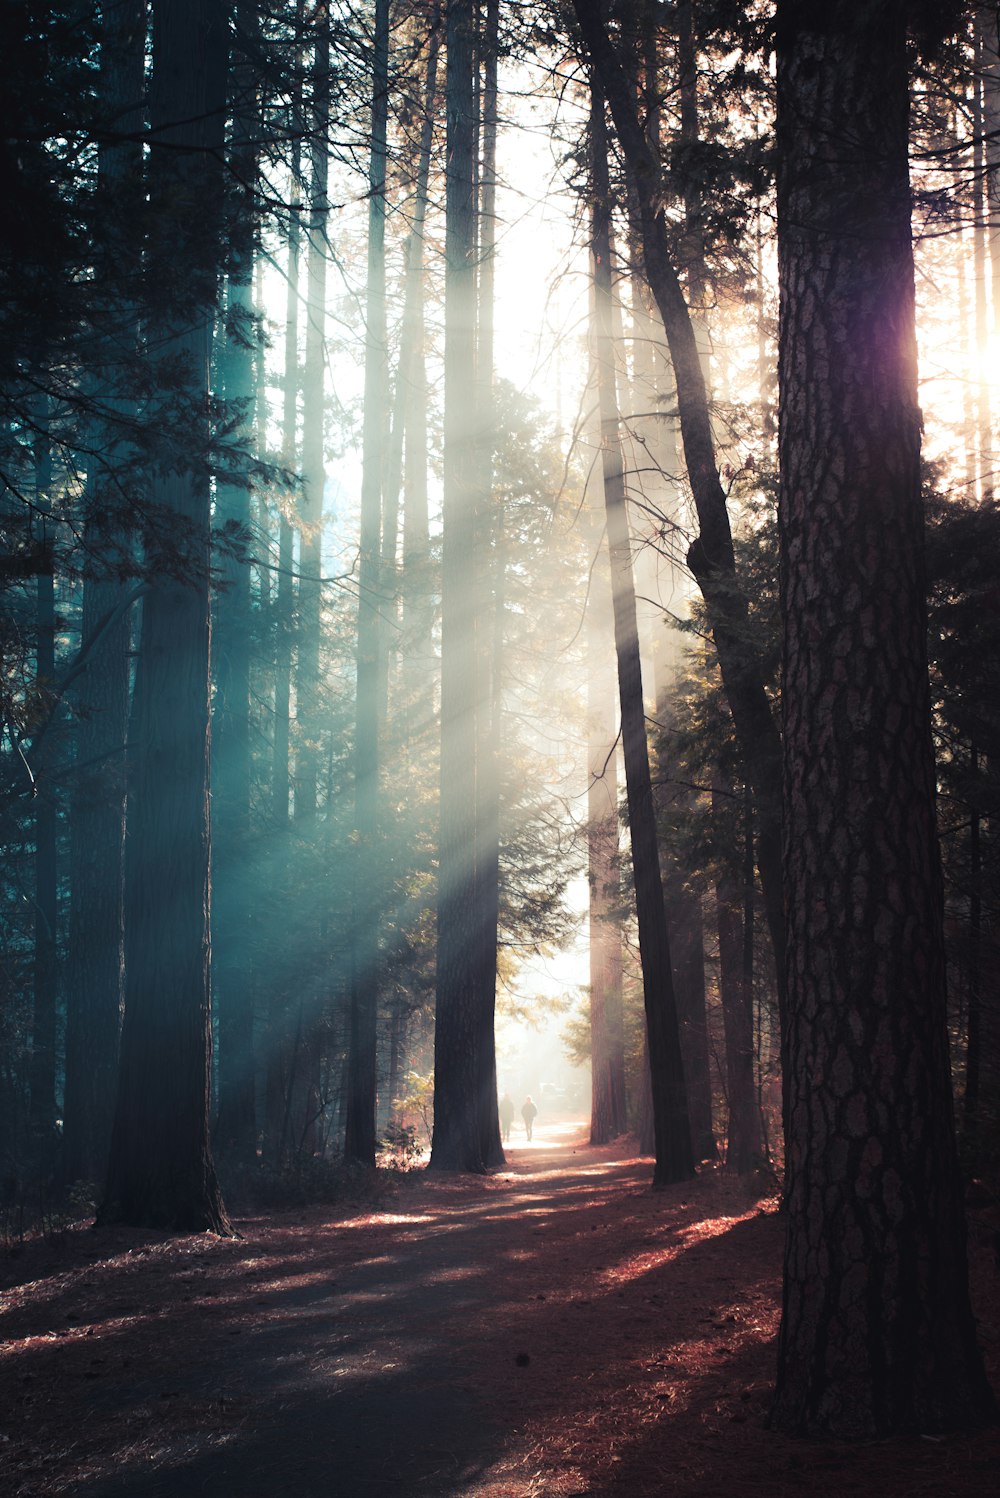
left=771, top=0, right=991, bottom=1434
left=714, top=781, right=761, bottom=1175
left=572, top=0, right=786, bottom=1049
left=383, top=4, right=440, bottom=658
left=262, top=61, right=303, bottom=1169
left=296, top=16, right=330, bottom=823
left=591, top=79, right=693, bottom=1187
left=587, top=547, right=627, bottom=1144
left=287, top=14, right=331, bottom=1152
left=345, top=0, right=389, bottom=1168
left=473, top=0, right=504, bottom=1171
left=983, top=5, right=1000, bottom=338
left=973, top=22, right=994, bottom=502
left=99, top=0, right=229, bottom=1234
left=396, top=16, right=438, bottom=765
left=429, top=0, right=485, bottom=1173
left=213, top=0, right=258, bottom=1167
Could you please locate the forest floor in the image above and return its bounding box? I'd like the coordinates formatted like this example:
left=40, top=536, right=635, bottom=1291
left=1, top=1121, right=998, bottom=1497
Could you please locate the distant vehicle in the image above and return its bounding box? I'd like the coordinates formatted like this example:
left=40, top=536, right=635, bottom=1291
left=540, top=1082, right=566, bottom=1101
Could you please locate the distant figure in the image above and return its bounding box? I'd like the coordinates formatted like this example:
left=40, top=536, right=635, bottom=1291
left=498, top=1092, right=515, bottom=1142
left=521, top=1095, right=538, bottom=1142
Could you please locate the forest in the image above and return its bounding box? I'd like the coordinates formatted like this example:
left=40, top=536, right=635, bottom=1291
left=1, top=0, right=1000, bottom=1492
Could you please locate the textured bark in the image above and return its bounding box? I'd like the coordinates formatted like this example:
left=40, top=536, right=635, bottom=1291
left=345, top=0, right=389, bottom=1169
left=771, top=0, right=992, bottom=1435
left=429, top=0, right=484, bottom=1173
left=714, top=783, right=761, bottom=1176
left=591, top=80, right=693, bottom=1187
left=572, top=0, right=786, bottom=1037
left=63, top=565, right=129, bottom=1182
left=213, top=0, right=258, bottom=1168
left=62, top=0, right=144, bottom=1188
left=99, top=0, right=228, bottom=1234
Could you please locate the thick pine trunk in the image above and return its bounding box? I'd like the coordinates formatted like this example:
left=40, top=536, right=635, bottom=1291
left=100, top=0, right=229, bottom=1234
left=213, top=0, right=258, bottom=1168
left=62, top=0, right=144, bottom=1188
left=714, top=782, right=761, bottom=1176
left=771, top=0, right=992, bottom=1435
left=429, top=0, right=485, bottom=1173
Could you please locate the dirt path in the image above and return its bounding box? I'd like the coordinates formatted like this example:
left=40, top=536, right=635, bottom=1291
left=1, top=1123, right=998, bottom=1496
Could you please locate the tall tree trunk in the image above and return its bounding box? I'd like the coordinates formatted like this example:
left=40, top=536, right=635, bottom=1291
left=973, top=20, right=994, bottom=503
left=473, top=0, right=504, bottom=1171
left=429, top=0, right=485, bottom=1173
left=383, top=3, right=440, bottom=658
left=587, top=545, right=627, bottom=1144
left=395, top=11, right=439, bottom=761
left=983, top=4, right=1000, bottom=339
left=213, top=0, right=258, bottom=1168
left=99, top=0, right=229, bottom=1234
left=714, top=780, right=761, bottom=1175
left=263, top=64, right=303, bottom=1169
left=63, top=0, right=145, bottom=1187
left=572, top=0, right=786, bottom=1049
left=296, top=16, right=330, bottom=824
left=591, top=78, right=693, bottom=1188
left=345, top=0, right=390, bottom=1168
left=770, top=0, right=991, bottom=1435
left=287, top=13, right=331, bottom=1154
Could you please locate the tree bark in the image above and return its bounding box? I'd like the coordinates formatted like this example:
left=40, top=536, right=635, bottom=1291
left=587, top=546, right=627, bottom=1144
left=714, top=780, right=761, bottom=1175
left=591, top=77, right=693, bottom=1187
left=345, top=0, right=390, bottom=1168
left=295, top=14, right=330, bottom=824
left=429, top=0, right=485, bottom=1173
left=771, top=0, right=992, bottom=1435
left=62, top=0, right=144, bottom=1189
left=99, top=0, right=229, bottom=1234
left=213, top=0, right=258, bottom=1169
left=263, top=53, right=302, bottom=1169
left=473, top=0, right=505, bottom=1171
left=571, top=0, right=786, bottom=1045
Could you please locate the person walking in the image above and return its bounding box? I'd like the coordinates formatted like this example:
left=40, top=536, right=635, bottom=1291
left=521, top=1095, right=538, bottom=1142
left=498, top=1092, right=515, bottom=1142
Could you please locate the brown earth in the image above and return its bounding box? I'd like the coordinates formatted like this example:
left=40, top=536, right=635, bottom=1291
left=1, top=1121, right=997, bottom=1497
